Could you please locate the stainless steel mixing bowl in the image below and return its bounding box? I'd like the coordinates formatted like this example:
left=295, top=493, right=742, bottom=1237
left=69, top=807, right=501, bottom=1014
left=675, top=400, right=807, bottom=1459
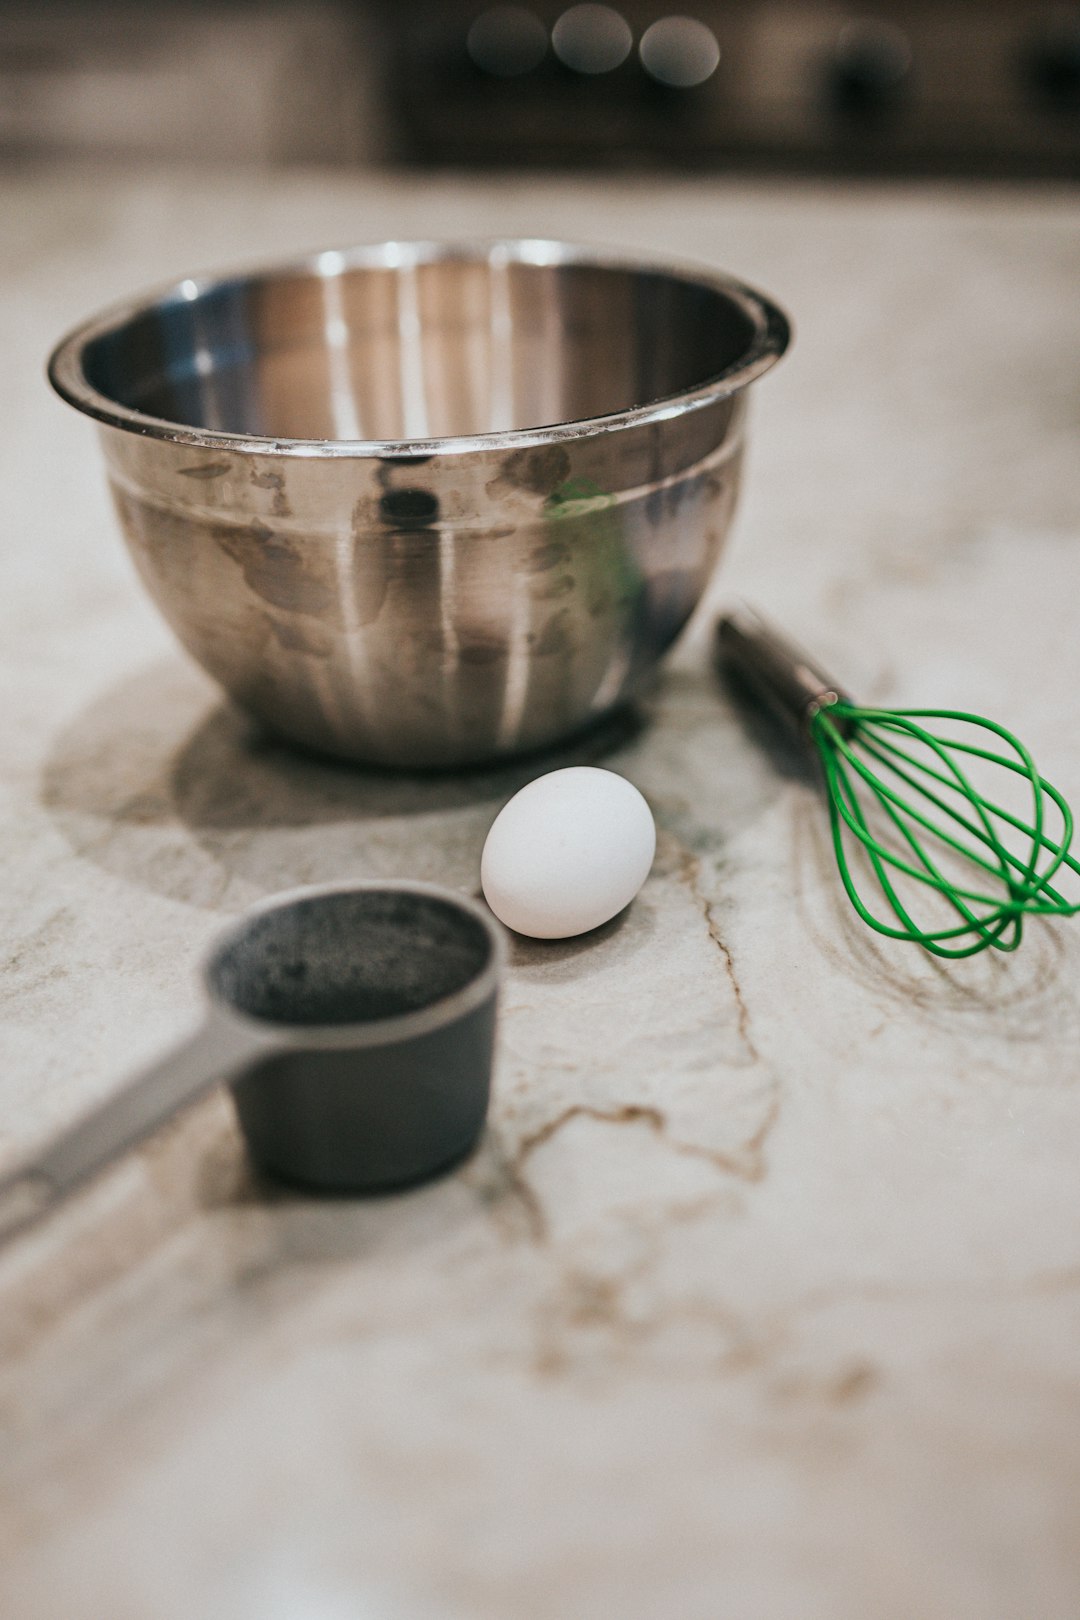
left=48, top=240, right=790, bottom=767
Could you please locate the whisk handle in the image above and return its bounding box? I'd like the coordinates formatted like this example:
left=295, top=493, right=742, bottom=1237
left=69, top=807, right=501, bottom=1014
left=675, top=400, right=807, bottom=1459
left=716, top=607, right=851, bottom=735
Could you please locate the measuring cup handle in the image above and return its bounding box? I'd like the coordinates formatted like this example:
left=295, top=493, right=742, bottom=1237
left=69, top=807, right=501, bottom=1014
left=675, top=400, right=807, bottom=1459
left=0, top=1016, right=268, bottom=1249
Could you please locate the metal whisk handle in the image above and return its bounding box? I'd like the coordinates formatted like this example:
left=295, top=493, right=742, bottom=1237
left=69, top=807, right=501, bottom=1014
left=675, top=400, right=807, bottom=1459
left=716, top=607, right=851, bottom=735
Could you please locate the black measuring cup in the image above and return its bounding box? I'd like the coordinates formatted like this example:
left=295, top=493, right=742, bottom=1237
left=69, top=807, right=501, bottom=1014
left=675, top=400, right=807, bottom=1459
left=0, top=882, right=506, bottom=1246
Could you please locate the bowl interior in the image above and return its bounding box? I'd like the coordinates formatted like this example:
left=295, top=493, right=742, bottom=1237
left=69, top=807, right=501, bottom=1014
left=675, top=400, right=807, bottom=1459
left=79, top=254, right=759, bottom=442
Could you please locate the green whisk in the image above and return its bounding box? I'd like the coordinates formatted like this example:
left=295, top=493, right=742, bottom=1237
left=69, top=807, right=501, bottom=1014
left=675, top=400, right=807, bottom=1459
left=717, top=607, right=1080, bottom=960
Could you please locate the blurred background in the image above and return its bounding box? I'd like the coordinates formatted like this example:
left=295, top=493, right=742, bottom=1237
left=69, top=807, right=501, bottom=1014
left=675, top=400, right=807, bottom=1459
left=1, top=0, right=1078, bottom=176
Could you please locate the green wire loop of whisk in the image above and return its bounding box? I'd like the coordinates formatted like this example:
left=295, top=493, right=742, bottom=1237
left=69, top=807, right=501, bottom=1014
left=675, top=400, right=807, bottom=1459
left=809, top=700, right=1080, bottom=959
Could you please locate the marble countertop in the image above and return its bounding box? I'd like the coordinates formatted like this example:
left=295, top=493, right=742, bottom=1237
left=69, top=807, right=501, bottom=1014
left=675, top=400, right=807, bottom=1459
left=2, top=164, right=1080, bottom=1620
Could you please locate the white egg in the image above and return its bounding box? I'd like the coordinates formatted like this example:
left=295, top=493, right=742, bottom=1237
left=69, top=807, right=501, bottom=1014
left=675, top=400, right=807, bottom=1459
left=480, top=766, right=656, bottom=939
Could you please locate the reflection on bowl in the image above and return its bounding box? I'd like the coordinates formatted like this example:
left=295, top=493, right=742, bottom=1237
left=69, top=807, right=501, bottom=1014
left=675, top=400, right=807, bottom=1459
left=49, top=240, right=789, bottom=767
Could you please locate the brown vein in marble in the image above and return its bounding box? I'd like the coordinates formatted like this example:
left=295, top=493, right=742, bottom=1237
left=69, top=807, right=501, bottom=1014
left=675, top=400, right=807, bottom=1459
left=664, top=832, right=760, bottom=1064
left=464, top=1127, right=548, bottom=1243
left=493, top=831, right=781, bottom=1238
left=665, top=828, right=777, bottom=1177
left=516, top=1099, right=777, bottom=1185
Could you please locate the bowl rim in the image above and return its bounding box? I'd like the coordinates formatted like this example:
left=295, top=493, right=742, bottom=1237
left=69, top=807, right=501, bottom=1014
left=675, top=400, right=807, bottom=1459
left=47, top=237, right=791, bottom=460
